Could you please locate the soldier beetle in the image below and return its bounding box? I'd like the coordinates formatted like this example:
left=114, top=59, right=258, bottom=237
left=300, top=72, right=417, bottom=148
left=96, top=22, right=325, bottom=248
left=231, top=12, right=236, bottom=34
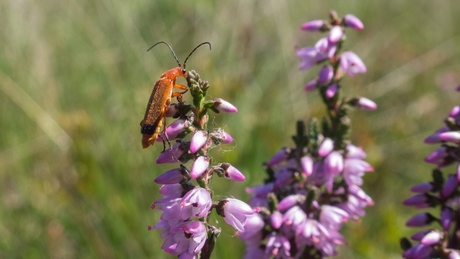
left=141, top=41, right=211, bottom=149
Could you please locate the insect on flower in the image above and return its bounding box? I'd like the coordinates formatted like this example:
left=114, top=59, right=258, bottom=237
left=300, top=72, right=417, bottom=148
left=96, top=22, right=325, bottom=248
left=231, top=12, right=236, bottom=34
left=140, top=41, right=211, bottom=149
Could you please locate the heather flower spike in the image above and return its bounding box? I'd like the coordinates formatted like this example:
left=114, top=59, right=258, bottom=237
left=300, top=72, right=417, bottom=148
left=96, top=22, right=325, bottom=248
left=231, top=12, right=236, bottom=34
left=402, top=90, right=460, bottom=257
left=150, top=70, right=247, bottom=258
left=241, top=11, right=374, bottom=258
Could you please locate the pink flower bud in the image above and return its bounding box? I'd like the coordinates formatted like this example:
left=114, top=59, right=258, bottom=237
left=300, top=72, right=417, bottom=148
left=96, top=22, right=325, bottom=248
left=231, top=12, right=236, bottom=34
left=165, top=103, right=180, bottom=117
left=154, top=167, right=187, bottom=184
left=357, top=97, right=377, bottom=110
left=156, top=143, right=185, bottom=164
left=450, top=106, right=460, bottom=117
left=304, top=79, right=317, bottom=92
left=220, top=163, right=245, bottom=182
left=213, top=98, right=238, bottom=113
left=270, top=211, right=283, bottom=229
left=218, top=198, right=254, bottom=232
left=421, top=231, right=442, bottom=246
left=325, top=83, right=338, bottom=98
left=190, top=156, right=210, bottom=179
left=318, top=65, right=334, bottom=84
left=301, top=20, right=325, bottom=31
left=190, top=130, right=207, bottom=153
left=318, top=138, right=334, bottom=157
left=439, top=131, right=460, bottom=142
left=343, top=14, right=364, bottom=30
left=156, top=118, right=188, bottom=142
left=181, top=187, right=212, bottom=219
left=267, top=148, right=290, bottom=166
left=328, top=26, right=343, bottom=43
left=340, top=51, right=367, bottom=76
left=300, top=156, right=313, bottom=176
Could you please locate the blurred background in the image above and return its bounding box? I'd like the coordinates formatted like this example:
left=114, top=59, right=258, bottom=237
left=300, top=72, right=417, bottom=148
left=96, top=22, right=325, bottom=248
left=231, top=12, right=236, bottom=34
left=1, top=0, right=460, bottom=258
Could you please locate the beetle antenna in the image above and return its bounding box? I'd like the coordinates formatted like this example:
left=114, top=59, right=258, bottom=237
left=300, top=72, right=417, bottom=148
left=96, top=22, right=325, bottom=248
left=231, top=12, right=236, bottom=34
left=147, top=41, right=181, bottom=67
left=183, top=42, right=212, bottom=69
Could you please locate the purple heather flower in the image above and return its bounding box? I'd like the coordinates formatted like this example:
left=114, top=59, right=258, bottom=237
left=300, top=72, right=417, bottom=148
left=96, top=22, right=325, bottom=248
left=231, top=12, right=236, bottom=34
left=449, top=251, right=460, bottom=259
left=157, top=118, right=189, bottom=142
left=265, top=233, right=291, bottom=258
left=304, top=79, right=317, bottom=92
left=180, top=187, right=212, bottom=219
left=356, top=97, right=377, bottom=110
left=318, top=138, right=334, bottom=157
left=270, top=211, right=283, bottom=229
left=162, top=220, right=207, bottom=256
left=165, top=103, right=180, bottom=117
left=325, top=151, right=344, bottom=176
left=402, top=244, right=433, bottom=259
left=343, top=158, right=373, bottom=186
left=328, top=26, right=343, bottom=43
left=301, top=20, right=325, bottom=31
left=326, top=83, right=338, bottom=98
left=346, top=144, right=367, bottom=159
left=301, top=156, right=313, bottom=176
left=424, top=146, right=448, bottom=164
left=424, top=126, right=449, bottom=144
left=411, top=229, right=432, bottom=241
left=283, top=206, right=307, bottom=229
left=421, top=231, right=442, bottom=246
left=450, top=105, right=460, bottom=117
left=297, top=47, right=322, bottom=71
left=320, top=205, right=349, bottom=229
left=343, top=14, right=364, bottom=30
left=189, top=156, right=209, bottom=179
left=155, top=167, right=187, bottom=184
left=406, top=212, right=435, bottom=227
left=340, top=51, right=367, bottom=76
left=156, top=143, right=186, bottom=164
left=439, top=131, right=460, bottom=142
left=220, top=198, right=254, bottom=232
left=219, top=130, right=233, bottom=144
left=220, top=163, right=246, bottom=182
left=403, top=194, right=428, bottom=207
left=443, top=174, right=458, bottom=197
left=267, top=148, right=290, bottom=166
left=190, top=130, right=207, bottom=153
left=410, top=182, right=434, bottom=193
left=159, top=183, right=184, bottom=198
left=318, top=65, right=334, bottom=84
left=212, top=98, right=238, bottom=113
left=239, top=213, right=264, bottom=240
left=277, top=194, right=304, bottom=212
left=315, top=37, right=337, bottom=59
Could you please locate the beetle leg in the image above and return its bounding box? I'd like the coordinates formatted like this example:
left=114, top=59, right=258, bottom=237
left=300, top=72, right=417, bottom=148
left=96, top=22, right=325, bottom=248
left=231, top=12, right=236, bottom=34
left=173, top=84, right=188, bottom=102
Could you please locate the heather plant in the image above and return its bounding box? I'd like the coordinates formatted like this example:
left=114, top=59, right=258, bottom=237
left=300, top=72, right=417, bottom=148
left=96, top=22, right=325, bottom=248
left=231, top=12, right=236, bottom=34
left=238, top=11, right=376, bottom=258
left=401, top=93, right=460, bottom=259
left=149, top=70, right=253, bottom=259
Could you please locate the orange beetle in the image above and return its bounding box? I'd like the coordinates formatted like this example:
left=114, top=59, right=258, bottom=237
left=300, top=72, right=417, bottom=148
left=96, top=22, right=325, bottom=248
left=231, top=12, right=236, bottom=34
left=140, top=41, right=211, bottom=148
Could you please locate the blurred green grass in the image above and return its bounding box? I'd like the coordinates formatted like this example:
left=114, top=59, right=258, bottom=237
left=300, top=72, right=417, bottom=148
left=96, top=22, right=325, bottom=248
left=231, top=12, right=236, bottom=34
left=1, top=0, right=460, bottom=258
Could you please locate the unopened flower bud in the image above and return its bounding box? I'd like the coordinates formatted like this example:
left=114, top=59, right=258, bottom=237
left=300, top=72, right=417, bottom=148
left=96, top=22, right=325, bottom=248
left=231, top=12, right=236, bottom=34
left=343, top=14, right=364, bottom=30
left=156, top=143, right=185, bottom=164
left=318, top=65, right=334, bottom=84
left=190, top=130, right=207, bottom=153
left=190, top=156, right=210, bottom=179
left=301, top=20, right=325, bottom=31
left=213, top=98, right=238, bottom=113
left=328, top=26, right=343, bottom=43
